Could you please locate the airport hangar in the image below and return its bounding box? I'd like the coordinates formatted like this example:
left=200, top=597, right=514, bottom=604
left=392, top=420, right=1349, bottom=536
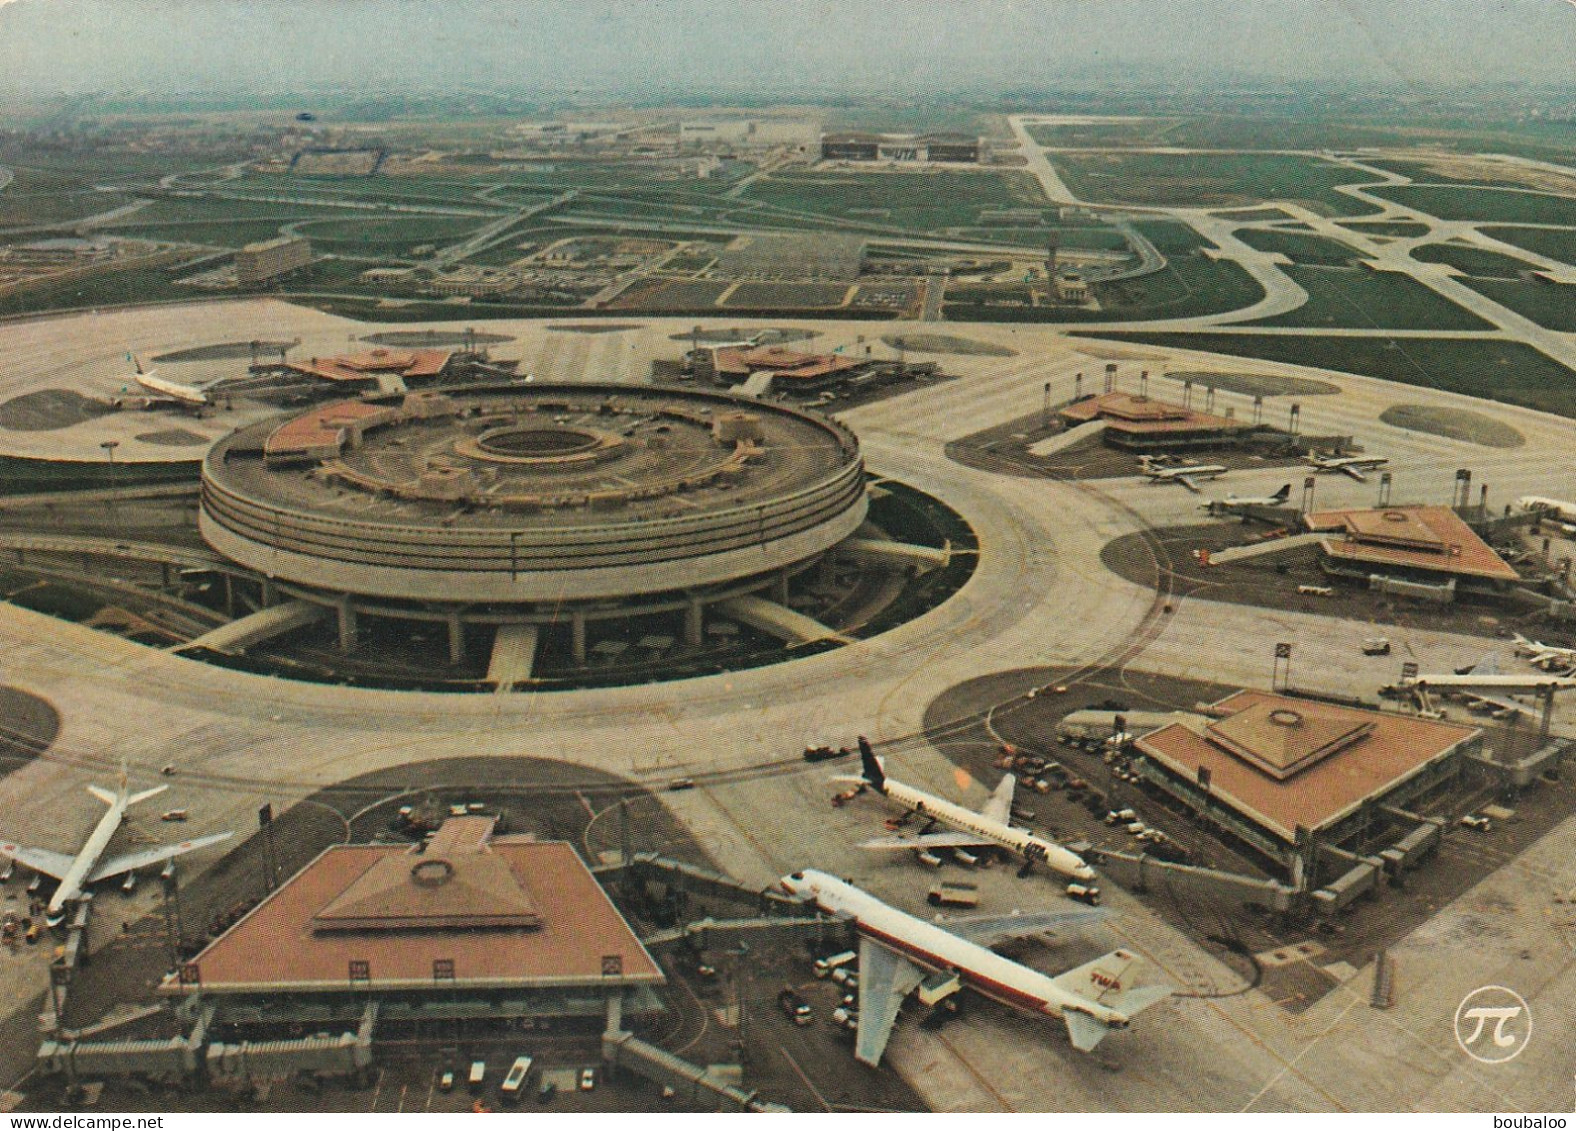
left=196, top=381, right=891, bottom=674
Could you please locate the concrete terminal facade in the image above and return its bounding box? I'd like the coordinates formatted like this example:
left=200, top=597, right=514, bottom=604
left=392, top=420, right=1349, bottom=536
left=198, top=383, right=869, bottom=665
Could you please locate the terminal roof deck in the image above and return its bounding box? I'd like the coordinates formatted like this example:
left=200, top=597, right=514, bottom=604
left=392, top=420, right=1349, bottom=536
left=1058, top=391, right=1249, bottom=437
left=1302, top=504, right=1519, bottom=582
left=1136, top=690, right=1480, bottom=842
left=168, top=820, right=662, bottom=994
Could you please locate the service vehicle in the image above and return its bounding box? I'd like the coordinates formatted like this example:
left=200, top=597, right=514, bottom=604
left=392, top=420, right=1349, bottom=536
left=927, top=881, right=980, bottom=908
left=813, top=950, right=857, bottom=977
left=1066, top=883, right=1101, bottom=906
left=500, top=1055, right=533, bottom=1102
left=579, top=1067, right=596, bottom=1091
left=438, top=1070, right=455, bottom=1092
left=777, top=987, right=813, bottom=1025
left=468, top=1060, right=487, bottom=1092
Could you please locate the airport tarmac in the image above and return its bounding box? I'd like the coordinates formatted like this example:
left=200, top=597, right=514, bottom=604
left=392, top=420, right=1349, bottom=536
left=5, top=303, right=1576, bottom=1110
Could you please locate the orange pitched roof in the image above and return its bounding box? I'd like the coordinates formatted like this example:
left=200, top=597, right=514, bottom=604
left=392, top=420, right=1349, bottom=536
left=1059, top=391, right=1247, bottom=434
left=1302, top=505, right=1519, bottom=582
left=1137, top=690, right=1479, bottom=840
left=169, top=825, right=662, bottom=994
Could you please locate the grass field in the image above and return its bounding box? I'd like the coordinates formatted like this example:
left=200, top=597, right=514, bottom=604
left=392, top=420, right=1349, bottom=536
left=1074, top=332, right=1576, bottom=418
left=1234, top=229, right=1361, bottom=265
left=1482, top=226, right=1576, bottom=267
left=1410, top=243, right=1533, bottom=278
left=1049, top=152, right=1377, bottom=217
left=1366, top=185, right=1576, bottom=227
left=0, top=261, right=195, bottom=317
left=1459, top=278, right=1576, bottom=332
left=741, top=170, right=1047, bottom=234
left=0, top=164, right=135, bottom=226
left=1253, top=265, right=1494, bottom=331
left=1130, top=219, right=1212, bottom=255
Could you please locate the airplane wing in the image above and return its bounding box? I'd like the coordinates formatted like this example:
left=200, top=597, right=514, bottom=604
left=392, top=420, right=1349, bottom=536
left=979, top=773, right=1016, bottom=825
left=936, top=907, right=1107, bottom=950
left=1176, top=475, right=1202, bottom=494
left=0, top=840, right=76, bottom=880
left=859, top=830, right=991, bottom=851
left=87, top=832, right=232, bottom=884
left=1340, top=465, right=1368, bottom=481
left=854, top=936, right=927, bottom=1067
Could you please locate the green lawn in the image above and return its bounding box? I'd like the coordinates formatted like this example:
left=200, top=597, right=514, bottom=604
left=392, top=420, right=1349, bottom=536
left=1410, top=243, right=1533, bottom=278
left=0, top=164, right=135, bottom=226
left=1130, top=219, right=1212, bottom=255
left=1073, top=332, right=1576, bottom=417
left=1252, top=265, right=1494, bottom=331
left=1234, top=229, right=1362, bottom=265
left=1048, top=152, right=1377, bottom=217
left=0, top=261, right=195, bottom=317
left=1459, top=278, right=1576, bottom=332
left=1481, top=226, right=1576, bottom=268
left=1366, top=185, right=1576, bottom=227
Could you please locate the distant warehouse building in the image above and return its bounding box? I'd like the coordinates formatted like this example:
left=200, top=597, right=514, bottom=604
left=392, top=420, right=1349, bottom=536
left=819, top=132, right=981, bottom=163
left=235, top=236, right=312, bottom=286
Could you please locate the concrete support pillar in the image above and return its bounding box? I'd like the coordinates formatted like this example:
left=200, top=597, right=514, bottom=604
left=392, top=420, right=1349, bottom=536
left=604, top=992, right=623, bottom=1041
left=160, top=563, right=172, bottom=590
left=223, top=574, right=235, bottom=618
left=817, top=553, right=837, bottom=587
left=683, top=600, right=704, bottom=648
left=447, top=614, right=466, bottom=666
left=571, top=612, right=587, bottom=666
left=260, top=579, right=278, bottom=608
left=773, top=570, right=790, bottom=605
left=336, top=599, right=359, bottom=652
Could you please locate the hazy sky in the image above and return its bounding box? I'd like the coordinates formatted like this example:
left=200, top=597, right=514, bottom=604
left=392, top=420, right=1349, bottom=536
left=0, top=0, right=1572, bottom=99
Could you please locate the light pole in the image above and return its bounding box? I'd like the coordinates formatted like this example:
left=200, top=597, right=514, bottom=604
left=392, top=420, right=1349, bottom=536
left=99, top=439, right=120, bottom=539
left=1042, top=381, right=1052, bottom=430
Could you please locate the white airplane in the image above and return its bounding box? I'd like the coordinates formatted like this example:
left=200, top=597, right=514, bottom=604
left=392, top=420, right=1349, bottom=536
left=0, top=764, right=231, bottom=926
left=1140, top=463, right=1226, bottom=493
left=1516, top=496, right=1576, bottom=524
left=124, top=355, right=210, bottom=411
left=1200, top=483, right=1291, bottom=513
left=779, top=870, right=1170, bottom=1065
left=1306, top=452, right=1388, bottom=481
left=1512, top=633, right=1576, bottom=671
left=838, top=738, right=1095, bottom=881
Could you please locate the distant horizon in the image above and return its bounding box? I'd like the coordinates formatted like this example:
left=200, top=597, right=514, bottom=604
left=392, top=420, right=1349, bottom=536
left=1, top=0, right=1573, bottom=101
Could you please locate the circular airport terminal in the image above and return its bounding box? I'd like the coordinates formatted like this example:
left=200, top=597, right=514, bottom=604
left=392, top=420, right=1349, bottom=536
left=201, top=383, right=869, bottom=606
left=173, top=381, right=974, bottom=687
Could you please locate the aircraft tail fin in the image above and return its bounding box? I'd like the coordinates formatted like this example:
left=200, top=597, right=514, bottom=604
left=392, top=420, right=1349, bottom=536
left=1052, top=949, right=1139, bottom=1006
left=857, top=736, right=885, bottom=790
left=1272, top=484, right=1291, bottom=503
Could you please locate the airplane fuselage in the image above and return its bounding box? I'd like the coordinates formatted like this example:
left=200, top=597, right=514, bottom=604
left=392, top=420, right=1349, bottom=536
left=876, top=779, right=1096, bottom=881
left=46, top=799, right=126, bottom=924
left=786, top=871, right=1127, bottom=1028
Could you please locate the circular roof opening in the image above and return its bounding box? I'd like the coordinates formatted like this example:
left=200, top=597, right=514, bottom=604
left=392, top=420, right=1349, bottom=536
left=1268, top=708, right=1304, bottom=727
left=1382, top=511, right=1409, bottom=523
left=477, top=425, right=602, bottom=458
left=411, top=858, right=455, bottom=887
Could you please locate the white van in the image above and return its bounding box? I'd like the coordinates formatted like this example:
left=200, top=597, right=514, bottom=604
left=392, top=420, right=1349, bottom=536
left=500, top=1055, right=533, bottom=1101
